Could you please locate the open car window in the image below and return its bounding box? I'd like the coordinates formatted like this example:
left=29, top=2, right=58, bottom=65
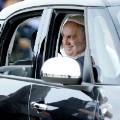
left=39, top=9, right=87, bottom=83
left=43, top=9, right=85, bottom=60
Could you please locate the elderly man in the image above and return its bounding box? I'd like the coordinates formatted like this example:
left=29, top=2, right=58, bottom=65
left=61, top=15, right=86, bottom=71
left=62, top=15, right=86, bottom=57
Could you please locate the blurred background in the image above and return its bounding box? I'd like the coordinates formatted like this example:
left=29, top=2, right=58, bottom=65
left=0, top=0, right=23, bottom=11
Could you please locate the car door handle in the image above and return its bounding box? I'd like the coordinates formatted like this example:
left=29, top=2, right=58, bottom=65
left=31, top=101, right=47, bottom=111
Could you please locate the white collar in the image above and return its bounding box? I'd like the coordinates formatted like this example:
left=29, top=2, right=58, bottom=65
left=60, top=48, right=84, bottom=58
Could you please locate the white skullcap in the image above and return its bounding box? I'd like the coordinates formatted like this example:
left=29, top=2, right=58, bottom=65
left=67, top=15, right=84, bottom=26
left=61, top=15, right=84, bottom=33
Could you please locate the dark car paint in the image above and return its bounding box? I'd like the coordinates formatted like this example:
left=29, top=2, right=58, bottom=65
left=0, top=79, right=31, bottom=120
left=0, top=77, right=105, bottom=120
left=0, top=68, right=114, bottom=119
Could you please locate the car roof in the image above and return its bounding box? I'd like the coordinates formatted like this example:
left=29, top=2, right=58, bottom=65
left=0, top=0, right=120, bottom=19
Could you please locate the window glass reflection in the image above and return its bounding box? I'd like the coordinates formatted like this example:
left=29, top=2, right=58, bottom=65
left=88, top=8, right=120, bottom=83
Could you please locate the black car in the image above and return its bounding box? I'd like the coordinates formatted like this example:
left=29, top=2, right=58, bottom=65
left=0, top=0, right=120, bottom=119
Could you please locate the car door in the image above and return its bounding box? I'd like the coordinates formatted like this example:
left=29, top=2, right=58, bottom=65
left=30, top=84, right=100, bottom=120
left=30, top=7, right=103, bottom=120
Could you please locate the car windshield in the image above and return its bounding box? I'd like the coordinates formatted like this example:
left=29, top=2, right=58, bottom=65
left=88, top=7, right=120, bottom=84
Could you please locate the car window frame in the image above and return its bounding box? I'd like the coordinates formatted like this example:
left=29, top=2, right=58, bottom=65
left=38, top=7, right=95, bottom=84
left=0, top=8, right=45, bottom=78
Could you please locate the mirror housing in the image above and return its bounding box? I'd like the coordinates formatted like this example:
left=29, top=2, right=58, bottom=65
left=40, top=57, right=82, bottom=85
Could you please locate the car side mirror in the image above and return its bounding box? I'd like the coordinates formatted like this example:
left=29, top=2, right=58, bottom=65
left=40, top=57, right=82, bottom=85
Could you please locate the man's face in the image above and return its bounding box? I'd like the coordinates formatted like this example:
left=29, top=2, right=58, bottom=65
left=62, top=21, right=86, bottom=57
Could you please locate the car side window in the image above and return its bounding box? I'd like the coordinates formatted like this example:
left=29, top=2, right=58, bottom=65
left=42, top=9, right=85, bottom=59
left=0, top=12, right=42, bottom=78
left=41, top=9, right=86, bottom=81
left=7, top=17, right=40, bottom=77
left=8, top=18, right=39, bottom=64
